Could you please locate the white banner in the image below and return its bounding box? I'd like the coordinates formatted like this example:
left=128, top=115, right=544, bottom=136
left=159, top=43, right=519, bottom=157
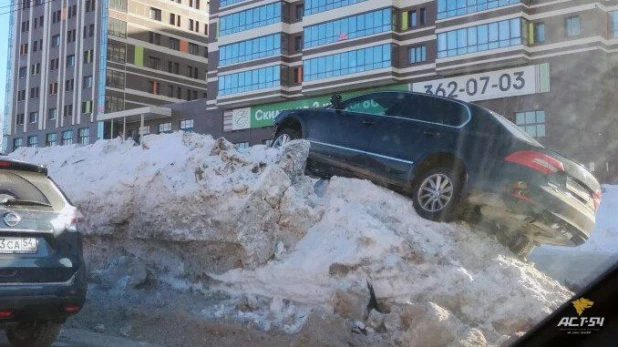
left=411, top=64, right=549, bottom=102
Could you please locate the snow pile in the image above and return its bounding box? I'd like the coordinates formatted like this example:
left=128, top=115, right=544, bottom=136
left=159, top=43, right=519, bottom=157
left=9, top=133, right=573, bottom=346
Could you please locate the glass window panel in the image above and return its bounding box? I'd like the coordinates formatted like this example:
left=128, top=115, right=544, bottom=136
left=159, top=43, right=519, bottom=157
left=537, top=124, right=546, bottom=137
left=536, top=110, right=545, bottom=123
left=515, top=112, right=525, bottom=125
left=525, top=111, right=536, bottom=124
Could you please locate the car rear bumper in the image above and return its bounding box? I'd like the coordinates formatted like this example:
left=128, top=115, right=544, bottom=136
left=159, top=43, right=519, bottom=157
left=0, top=265, right=86, bottom=326
left=468, top=180, right=595, bottom=247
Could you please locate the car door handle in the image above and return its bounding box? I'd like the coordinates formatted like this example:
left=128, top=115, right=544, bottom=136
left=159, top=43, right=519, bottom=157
left=423, top=131, right=441, bottom=137
left=363, top=120, right=376, bottom=126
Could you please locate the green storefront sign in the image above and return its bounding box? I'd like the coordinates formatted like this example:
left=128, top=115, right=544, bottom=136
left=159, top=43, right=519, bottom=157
left=249, top=84, right=408, bottom=128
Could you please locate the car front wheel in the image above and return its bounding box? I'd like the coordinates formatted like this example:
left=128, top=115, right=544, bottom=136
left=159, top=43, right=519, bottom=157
left=413, top=166, right=463, bottom=222
left=272, top=128, right=301, bottom=148
left=6, top=321, right=62, bottom=347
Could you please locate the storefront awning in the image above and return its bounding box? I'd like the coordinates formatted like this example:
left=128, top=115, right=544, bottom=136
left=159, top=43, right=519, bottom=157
left=97, top=106, right=172, bottom=123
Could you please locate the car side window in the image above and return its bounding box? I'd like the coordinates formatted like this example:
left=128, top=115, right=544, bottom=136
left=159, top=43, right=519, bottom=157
left=342, top=93, right=406, bottom=116
left=399, top=95, right=468, bottom=126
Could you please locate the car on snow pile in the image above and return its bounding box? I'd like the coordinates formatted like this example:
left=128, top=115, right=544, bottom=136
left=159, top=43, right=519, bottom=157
left=0, top=158, right=86, bottom=347
left=271, top=91, right=601, bottom=257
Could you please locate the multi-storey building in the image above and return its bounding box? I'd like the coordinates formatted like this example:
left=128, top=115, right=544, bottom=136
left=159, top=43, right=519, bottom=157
left=4, top=0, right=209, bottom=151
left=206, top=0, right=618, bottom=181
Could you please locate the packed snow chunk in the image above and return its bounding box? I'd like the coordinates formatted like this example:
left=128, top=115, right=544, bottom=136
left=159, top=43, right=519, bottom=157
left=214, top=177, right=572, bottom=343
left=8, top=133, right=321, bottom=273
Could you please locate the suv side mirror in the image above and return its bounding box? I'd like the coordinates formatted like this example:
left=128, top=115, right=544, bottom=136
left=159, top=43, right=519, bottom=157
left=330, top=94, right=343, bottom=110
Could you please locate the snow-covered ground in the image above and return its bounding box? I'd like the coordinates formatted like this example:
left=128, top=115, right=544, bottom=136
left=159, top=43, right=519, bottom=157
left=9, top=132, right=614, bottom=346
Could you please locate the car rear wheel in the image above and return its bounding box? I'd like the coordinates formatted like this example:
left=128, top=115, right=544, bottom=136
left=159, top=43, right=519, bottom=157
left=6, top=321, right=62, bottom=347
left=272, top=128, right=301, bottom=148
left=413, top=166, right=463, bottom=222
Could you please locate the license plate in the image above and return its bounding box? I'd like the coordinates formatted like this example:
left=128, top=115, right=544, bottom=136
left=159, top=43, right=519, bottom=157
left=0, top=238, right=37, bottom=254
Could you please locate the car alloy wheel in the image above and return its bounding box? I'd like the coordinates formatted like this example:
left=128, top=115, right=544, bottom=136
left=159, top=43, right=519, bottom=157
left=272, top=133, right=291, bottom=148
left=417, top=173, right=454, bottom=213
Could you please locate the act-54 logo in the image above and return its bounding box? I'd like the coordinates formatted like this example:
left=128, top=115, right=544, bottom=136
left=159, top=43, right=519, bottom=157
left=557, top=297, right=605, bottom=335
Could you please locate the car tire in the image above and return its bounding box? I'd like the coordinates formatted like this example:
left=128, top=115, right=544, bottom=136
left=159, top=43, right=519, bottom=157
left=412, top=166, right=463, bottom=222
left=6, top=321, right=62, bottom=347
left=272, top=128, right=301, bottom=148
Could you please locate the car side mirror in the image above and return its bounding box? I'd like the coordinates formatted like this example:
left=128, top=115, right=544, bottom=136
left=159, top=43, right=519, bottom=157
left=330, top=94, right=343, bottom=110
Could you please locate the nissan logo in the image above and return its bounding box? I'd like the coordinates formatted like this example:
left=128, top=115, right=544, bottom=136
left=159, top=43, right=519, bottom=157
left=3, top=212, right=21, bottom=227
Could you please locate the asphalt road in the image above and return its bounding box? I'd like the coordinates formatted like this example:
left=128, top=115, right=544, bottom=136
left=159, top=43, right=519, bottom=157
left=0, top=328, right=162, bottom=347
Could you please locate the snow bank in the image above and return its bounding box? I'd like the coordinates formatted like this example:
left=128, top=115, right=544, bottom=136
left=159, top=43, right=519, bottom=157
left=9, top=133, right=574, bottom=346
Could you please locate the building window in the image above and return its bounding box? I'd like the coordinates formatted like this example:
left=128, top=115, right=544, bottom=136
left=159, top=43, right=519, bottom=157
left=409, top=10, right=417, bottom=28
left=46, top=133, right=58, bottom=147
left=64, top=104, right=74, bottom=117
left=65, top=79, right=75, bottom=92
left=61, top=130, right=74, bottom=145
left=408, top=45, right=427, bottom=64
left=148, top=56, right=161, bottom=70
left=28, top=112, right=38, bottom=124
left=106, top=69, right=126, bottom=88
left=437, top=18, right=522, bottom=58
left=15, top=114, right=25, bottom=125
left=305, top=0, right=368, bottom=16
left=158, top=122, right=172, bottom=134
left=148, top=81, right=159, bottom=94
left=218, top=65, right=282, bottom=96
left=294, top=36, right=303, bottom=52
left=219, top=2, right=282, bottom=36
left=105, top=95, right=125, bottom=113
left=20, top=66, right=27, bottom=78
left=84, top=49, right=94, bottom=64
left=149, top=32, right=161, bottom=45
left=303, top=44, right=391, bottom=82
left=107, top=42, right=127, bottom=64
left=150, top=8, right=162, bottom=21
left=30, top=87, right=40, bottom=99
left=83, top=75, right=93, bottom=88
left=110, top=0, right=128, bottom=12
left=295, top=5, right=304, bottom=21
left=66, top=54, right=76, bottom=67
left=31, top=63, right=41, bottom=75
left=81, top=100, right=93, bottom=114
left=611, top=11, right=618, bottom=38
left=566, top=16, right=580, bottom=37
left=49, top=82, right=58, bottom=95
left=515, top=110, right=545, bottom=138
left=304, top=9, right=392, bottom=49
left=17, top=90, right=26, bottom=101
left=78, top=128, right=90, bottom=145
left=189, top=43, right=200, bottom=55
left=13, top=138, right=23, bottom=150
left=141, top=126, right=151, bottom=135
left=27, top=136, right=38, bottom=148
left=48, top=108, right=57, bottom=121
left=180, top=119, right=194, bottom=132
left=437, top=0, right=520, bottom=20
left=50, top=58, right=59, bottom=71
left=219, top=34, right=283, bottom=66
left=169, top=38, right=180, bottom=50
left=51, top=34, right=60, bottom=47
left=420, top=8, right=426, bottom=25
left=108, top=18, right=127, bottom=38
left=534, top=22, right=545, bottom=43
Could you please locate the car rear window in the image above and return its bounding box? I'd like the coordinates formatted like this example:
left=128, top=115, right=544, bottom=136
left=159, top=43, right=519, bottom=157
left=489, top=110, right=542, bottom=147
left=0, top=170, right=66, bottom=210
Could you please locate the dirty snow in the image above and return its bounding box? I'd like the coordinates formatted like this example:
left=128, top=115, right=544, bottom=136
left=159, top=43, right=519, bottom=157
left=8, top=133, right=581, bottom=346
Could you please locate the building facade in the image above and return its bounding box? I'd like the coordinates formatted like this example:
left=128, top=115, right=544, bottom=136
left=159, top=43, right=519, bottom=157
left=4, top=0, right=209, bottom=151
left=206, top=0, right=618, bottom=181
